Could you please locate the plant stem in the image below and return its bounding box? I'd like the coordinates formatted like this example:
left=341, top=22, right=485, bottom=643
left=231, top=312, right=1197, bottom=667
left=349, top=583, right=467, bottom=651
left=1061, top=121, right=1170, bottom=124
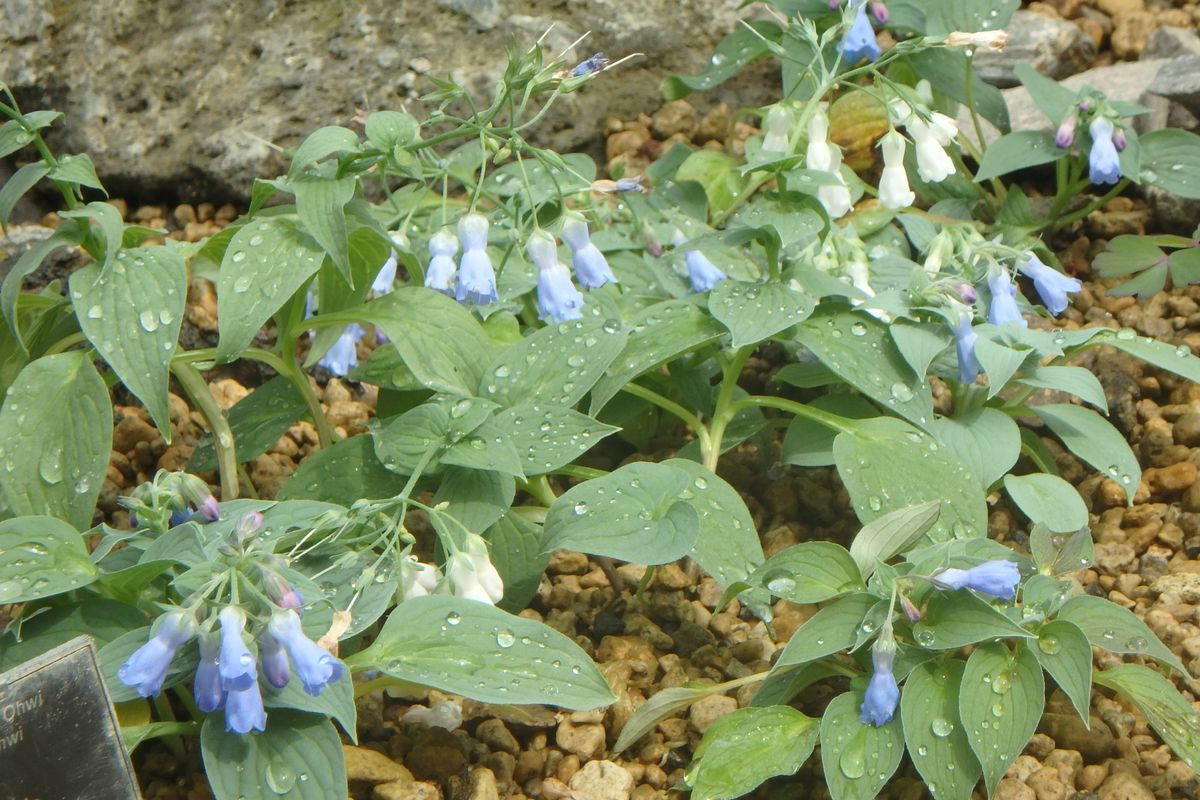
left=702, top=346, right=753, bottom=471
left=170, top=361, right=239, bottom=500
left=731, top=394, right=857, bottom=435
left=276, top=332, right=338, bottom=449
left=619, top=382, right=710, bottom=452
left=1040, top=178, right=1131, bottom=234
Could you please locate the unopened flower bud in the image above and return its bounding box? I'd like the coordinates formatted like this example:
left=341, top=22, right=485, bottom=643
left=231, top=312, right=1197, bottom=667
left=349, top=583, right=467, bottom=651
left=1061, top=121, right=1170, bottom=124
left=235, top=511, right=263, bottom=543
left=946, top=30, right=1008, bottom=50
left=1054, top=116, right=1076, bottom=148
left=899, top=594, right=922, bottom=623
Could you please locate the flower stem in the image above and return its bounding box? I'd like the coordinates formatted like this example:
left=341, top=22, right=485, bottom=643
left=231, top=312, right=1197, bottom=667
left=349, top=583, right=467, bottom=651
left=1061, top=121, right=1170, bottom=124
left=170, top=361, right=239, bottom=500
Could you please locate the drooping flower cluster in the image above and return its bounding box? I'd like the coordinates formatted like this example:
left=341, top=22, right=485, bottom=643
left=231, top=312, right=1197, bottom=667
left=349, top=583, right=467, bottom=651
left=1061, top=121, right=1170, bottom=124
left=890, top=93, right=958, bottom=184
left=398, top=533, right=505, bottom=606
left=118, top=511, right=346, bottom=735
left=456, top=213, right=499, bottom=305
left=528, top=230, right=585, bottom=323
left=125, top=470, right=222, bottom=531
left=318, top=323, right=366, bottom=377
left=859, top=559, right=1021, bottom=728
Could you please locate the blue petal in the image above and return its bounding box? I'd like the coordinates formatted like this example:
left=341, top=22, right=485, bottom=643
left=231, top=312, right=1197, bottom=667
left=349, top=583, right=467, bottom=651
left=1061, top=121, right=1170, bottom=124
left=537, top=266, right=585, bottom=323
left=571, top=245, right=618, bottom=289
left=840, top=3, right=881, bottom=64
left=217, top=608, right=256, bottom=692
left=684, top=251, right=726, bottom=292
left=225, top=683, right=268, bottom=734
left=456, top=250, right=498, bottom=305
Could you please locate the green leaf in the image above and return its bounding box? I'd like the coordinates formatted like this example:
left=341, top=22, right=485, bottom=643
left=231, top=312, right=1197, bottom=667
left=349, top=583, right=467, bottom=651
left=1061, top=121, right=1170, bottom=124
left=0, top=162, right=50, bottom=230
left=781, top=393, right=876, bottom=468
left=1029, top=526, right=1093, bottom=577
left=338, top=288, right=495, bottom=396
left=913, top=590, right=1033, bottom=650
left=294, top=176, right=356, bottom=281
left=97, top=559, right=174, bottom=604
left=590, top=299, right=726, bottom=413
left=123, top=721, right=200, bottom=752
left=190, top=376, right=308, bottom=471
left=215, top=217, right=325, bottom=361
left=495, top=404, right=618, bottom=476
left=687, top=706, right=818, bottom=799
left=1094, top=234, right=1166, bottom=278
left=834, top=417, right=987, bottom=542
left=973, top=336, right=1031, bottom=396
left=928, top=0, right=1018, bottom=32
left=485, top=511, right=548, bottom=612
left=0, top=516, right=96, bottom=604
left=615, top=683, right=732, bottom=753
left=1094, top=664, right=1200, bottom=772
left=665, top=459, right=766, bottom=592
left=1099, top=328, right=1200, bottom=385
left=262, top=670, right=357, bottom=743
left=48, top=153, right=105, bottom=191
left=0, top=119, right=35, bottom=159
left=820, top=692, right=905, bottom=800
left=934, top=409, right=1020, bottom=490
left=661, top=21, right=781, bottom=100
left=774, top=593, right=879, bottom=669
left=1139, top=129, right=1200, bottom=199
left=975, top=131, right=1062, bottom=181
left=433, top=466, right=514, bottom=535
left=675, top=150, right=746, bottom=218
left=1017, top=365, right=1107, bottom=411
left=69, top=246, right=186, bottom=438
left=346, top=596, right=614, bottom=709
left=1014, top=63, right=1077, bottom=125
left=1168, top=247, right=1200, bottom=288
left=364, top=110, right=419, bottom=150
left=201, top=711, right=346, bottom=800
left=748, top=542, right=864, bottom=604
left=61, top=201, right=123, bottom=272
left=891, top=320, right=953, bottom=378
left=1033, top=404, right=1141, bottom=504
left=959, top=642, right=1044, bottom=795
left=849, top=502, right=940, bottom=578
left=278, top=434, right=405, bottom=503
left=901, top=660, right=982, bottom=800
left=287, top=125, right=360, bottom=178
left=1003, top=473, right=1088, bottom=533
left=442, top=418, right=524, bottom=478
left=708, top=280, right=815, bottom=347
left=543, top=461, right=700, bottom=564
left=0, top=599, right=144, bottom=669
left=0, top=352, right=112, bottom=529
left=1057, top=594, right=1185, bottom=674
left=1032, top=620, right=1093, bottom=724
left=480, top=315, right=627, bottom=408
left=795, top=306, right=934, bottom=430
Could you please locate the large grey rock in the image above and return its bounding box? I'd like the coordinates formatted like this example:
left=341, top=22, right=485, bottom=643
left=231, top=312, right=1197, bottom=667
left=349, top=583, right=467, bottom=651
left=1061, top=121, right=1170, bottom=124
left=1149, top=55, right=1200, bottom=117
left=0, top=0, right=769, bottom=202
left=972, top=11, right=1096, bottom=89
left=1142, top=26, right=1200, bottom=61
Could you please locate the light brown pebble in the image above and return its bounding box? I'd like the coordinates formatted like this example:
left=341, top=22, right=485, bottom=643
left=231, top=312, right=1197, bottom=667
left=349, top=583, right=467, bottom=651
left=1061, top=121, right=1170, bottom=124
left=1079, top=764, right=1109, bottom=791
left=568, top=760, right=635, bottom=800
left=344, top=745, right=412, bottom=784
left=1147, top=462, right=1197, bottom=494
left=995, top=776, right=1035, bottom=800
left=555, top=720, right=606, bottom=760
left=1026, top=767, right=1068, bottom=800
left=372, top=780, right=441, bottom=800
left=476, top=719, right=519, bottom=756
left=655, top=563, right=691, bottom=590
left=1097, top=770, right=1156, bottom=800
left=687, top=693, right=737, bottom=734
left=1025, top=733, right=1055, bottom=760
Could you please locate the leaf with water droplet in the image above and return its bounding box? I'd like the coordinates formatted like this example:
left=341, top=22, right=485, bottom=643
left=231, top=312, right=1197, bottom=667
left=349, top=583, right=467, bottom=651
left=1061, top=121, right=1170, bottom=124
left=1095, top=663, right=1200, bottom=773
left=483, top=511, right=547, bottom=613
left=774, top=593, right=879, bottom=670
left=1031, top=619, right=1092, bottom=725
left=345, top=596, right=613, bottom=709
left=494, top=403, right=618, bottom=476
left=69, top=246, right=185, bottom=439
left=744, top=541, right=863, bottom=604
left=1057, top=594, right=1185, bottom=674
left=708, top=279, right=815, bottom=348
left=0, top=516, right=96, bottom=605
left=1032, top=404, right=1141, bottom=506
left=685, top=705, right=818, bottom=799
left=1003, top=473, right=1088, bottom=534
left=190, top=376, right=309, bottom=472
left=959, top=642, right=1043, bottom=795
left=901, top=660, right=981, bottom=800
left=279, top=434, right=406, bottom=504
left=820, top=692, right=904, bottom=800
left=912, top=591, right=1034, bottom=651
left=201, top=711, right=346, bottom=800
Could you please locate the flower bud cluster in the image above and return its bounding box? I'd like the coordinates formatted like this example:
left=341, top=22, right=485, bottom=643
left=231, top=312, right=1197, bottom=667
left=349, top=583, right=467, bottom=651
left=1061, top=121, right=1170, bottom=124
left=398, top=534, right=506, bottom=606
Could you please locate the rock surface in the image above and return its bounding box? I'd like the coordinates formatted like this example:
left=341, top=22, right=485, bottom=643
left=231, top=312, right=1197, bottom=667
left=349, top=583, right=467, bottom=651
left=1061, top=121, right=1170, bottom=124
left=0, top=0, right=769, bottom=203
left=973, top=10, right=1096, bottom=88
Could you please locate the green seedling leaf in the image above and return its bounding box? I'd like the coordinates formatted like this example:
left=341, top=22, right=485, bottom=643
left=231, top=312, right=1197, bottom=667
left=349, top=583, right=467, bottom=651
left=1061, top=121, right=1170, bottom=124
left=0, top=516, right=96, bottom=604
left=850, top=502, right=940, bottom=578
left=913, top=590, right=1033, bottom=650
left=1003, top=473, right=1088, bottom=533
left=709, top=279, right=815, bottom=347
left=820, top=691, right=905, bottom=800
left=1032, top=620, right=1093, bottom=724
left=959, top=642, right=1044, bottom=796
left=975, top=131, right=1062, bottom=181
left=934, top=409, right=1020, bottom=490
left=774, top=593, right=879, bottom=670
left=485, top=511, right=547, bottom=612
left=901, top=660, right=981, bottom=800
left=687, top=706, right=818, bottom=799
left=1032, top=404, right=1141, bottom=504
left=202, top=711, right=346, bottom=800
left=661, top=21, right=782, bottom=100
left=747, top=542, right=864, bottom=604
left=1057, top=594, right=1185, bottom=674
left=1095, top=664, right=1200, bottom=772
left=495, top=404, right=618, bottom=476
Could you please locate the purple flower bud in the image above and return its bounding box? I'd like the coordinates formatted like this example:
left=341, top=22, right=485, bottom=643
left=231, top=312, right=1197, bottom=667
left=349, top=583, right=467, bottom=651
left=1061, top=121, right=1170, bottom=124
left=235, top=511, right=263, bottom=542
left=570, top=53, right=610, bottom=77
left=1078, top=100, right=1092, bottom=113
left=955, top=282, right=977, bottom=304
left=225, top=682, right=267, bottom=734
left=870, top=1, right=889, bottom=24
left=267, top=610, right=344, bottom=696
left=613, top=176, right=646, bottom=193
left=859, top=639, right=899, bottom=726
left=1017, top=253, right=1081, bottom=316
left=934, top=559, right=1021, bottom=600
left=643, top=222, right=663, bottom=258
left=118, top=611, right=196, bottom=697
left=1112, top=126, right=1127, bottom=151
left=1054, top=117, right=1075, bottom=149
left=260, top=634, right=291, bottom=689
left=194, top=632, right=224, bottom=713
left=217, top=607, right=256, bottom=692
left=900, top=594, right=922, bottom=623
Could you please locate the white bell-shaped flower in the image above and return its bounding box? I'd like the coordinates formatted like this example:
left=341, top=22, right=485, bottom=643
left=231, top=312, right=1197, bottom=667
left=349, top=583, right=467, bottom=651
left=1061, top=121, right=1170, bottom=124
left=877, top=131, right=915, bottom=209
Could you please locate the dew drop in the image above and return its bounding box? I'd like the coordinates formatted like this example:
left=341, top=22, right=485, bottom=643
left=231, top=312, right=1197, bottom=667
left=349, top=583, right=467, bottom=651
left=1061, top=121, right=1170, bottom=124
left=446, top=612, right=461, bottom=625
left=573, top=501, right=589, bottom=516
left=931, top=718, right=955, bottom=738
left=495, top=629, right=516, bottom=648
left=139, top=310, right=160, bottom=332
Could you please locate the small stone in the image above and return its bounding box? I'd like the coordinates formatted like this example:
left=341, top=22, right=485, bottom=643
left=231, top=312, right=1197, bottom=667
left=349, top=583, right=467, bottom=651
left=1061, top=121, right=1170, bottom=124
left=1152, top=572, right=1200, bottom=603
left=344, top=745, right=412, bottom=784
left=475, top=719, right=519, bottom=755
left=373, top=780, right=441, bottom=800
left=1027, top=767, right=1068, bottom=800
left=650, top=100, right=697, bottom=140
left=1112, top=11, right=1158, bottom=59
left=1098, top=771, right=1156, bottom=800
left=1175, top=412, right=1200, bottom=446
left=973, top=10, right=1096, bottom=87
left=687, top=694, right=737, bottom=734
left=555, top=720, right=606, bottom=760
left=407, top=727, right=467, bottom=781
left=1038, top=714, right=1116, bottom=762
left=1143, top=26, right=1200, bottom=59
left=1080, top=764, right=1109, bottom=791
left=1094, top=542, right=1137, bottom=575
left=995, top=777, right=1036, bottom=800
left=568, top=761, right=635, bottom=800
left=467, top=767, right=499, bottom=800
left=1147, top=461, right=1197, bottom=494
